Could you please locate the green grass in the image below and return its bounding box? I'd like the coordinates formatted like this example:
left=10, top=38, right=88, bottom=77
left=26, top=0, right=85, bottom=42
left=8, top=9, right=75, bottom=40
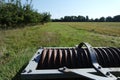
left=0, top=22, right=120, bottom=80
left=60, top=22, right=120, bottom=36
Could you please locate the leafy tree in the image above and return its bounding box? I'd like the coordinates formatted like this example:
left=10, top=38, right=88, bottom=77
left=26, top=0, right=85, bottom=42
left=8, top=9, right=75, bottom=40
left=85, top=16, right=89, bottom=22
left=0, top=0, right=51, bottom=29
left=106, top=16, right=113, bottom=22
left=94, top=18, right=99, bottom=22
left=41, top=13, right=51, bottom=24
left=77, top=15, right=85, bottom=22
left=113, top=15, right=120, bottom=22
left=99, top=17, right=105, bottom=22
left=52, top=15, right=120, bottom=22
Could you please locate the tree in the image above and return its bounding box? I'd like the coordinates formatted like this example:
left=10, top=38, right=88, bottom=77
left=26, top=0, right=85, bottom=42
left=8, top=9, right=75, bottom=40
left=77, top=15, right=85, bottom=22
left=113, top=15, right=120, bottom=22
left=89, top=18, right=94, bottom=22
left=41, top=13, right=51, bottom=24
left=0, top=0, right=51, bottom=29
left=52, top=14, right=120, bottom=22
left=85, top=16, right=89, bottom=22
left=106, top=16, right=113, bottom=22
left=94, top=18, right=99, bottom=22
left=63, top=16, right=71, bottom=22
left=99, top=17, right=105, bottom=22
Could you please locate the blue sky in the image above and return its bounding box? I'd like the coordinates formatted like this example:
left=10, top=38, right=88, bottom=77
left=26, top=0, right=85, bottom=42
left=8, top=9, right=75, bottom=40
left=31, top=0, right=120, bottom=19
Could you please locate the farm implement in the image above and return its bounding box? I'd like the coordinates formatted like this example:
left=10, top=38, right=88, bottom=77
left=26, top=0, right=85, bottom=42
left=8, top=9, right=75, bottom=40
left=21, top=42, right=120, bottom=80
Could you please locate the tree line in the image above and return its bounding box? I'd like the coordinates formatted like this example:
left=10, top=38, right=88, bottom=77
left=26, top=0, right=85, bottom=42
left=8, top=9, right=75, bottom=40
left=52, top=15, right=120, bottom=22
left=0, top=0, right=51, bottom=29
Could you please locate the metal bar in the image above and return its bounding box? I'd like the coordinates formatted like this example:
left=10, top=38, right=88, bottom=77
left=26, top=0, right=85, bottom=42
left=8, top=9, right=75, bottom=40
left=78, top=42, right=117, bottom=79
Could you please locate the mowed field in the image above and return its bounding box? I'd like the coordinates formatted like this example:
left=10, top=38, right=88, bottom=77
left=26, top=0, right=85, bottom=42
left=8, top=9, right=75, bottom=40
left=0, top=22, right=120, bottom=80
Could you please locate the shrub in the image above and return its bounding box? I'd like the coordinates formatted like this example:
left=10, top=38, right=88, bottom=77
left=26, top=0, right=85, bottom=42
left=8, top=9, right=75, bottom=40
left=0, top=0, right=51, bottom=29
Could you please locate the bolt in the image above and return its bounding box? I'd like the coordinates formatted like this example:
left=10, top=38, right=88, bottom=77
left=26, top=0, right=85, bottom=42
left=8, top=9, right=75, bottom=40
left=58, top=66, right=67, bottom=72
left=27, top=69, right=32, bottom=73
left=59, top=67, right=66, bottom=71
left=106, top=72, right=110, bottom=76
left=22, top=70, right=26, bottom=73
left=37, top=52, right=40, bottom=54
left=63, top=67, right=67, bottom=71
left=98, top=66, right=101, bottom=69
left=33, top=58, right=37, bottom=62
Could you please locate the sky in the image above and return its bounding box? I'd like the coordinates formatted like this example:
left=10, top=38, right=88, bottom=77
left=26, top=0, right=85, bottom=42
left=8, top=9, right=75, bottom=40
left=30, top=0, right=120, bottom=19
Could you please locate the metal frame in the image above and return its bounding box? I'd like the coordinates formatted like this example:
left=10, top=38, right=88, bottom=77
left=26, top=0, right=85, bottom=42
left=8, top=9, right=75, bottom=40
left=21, top=43, right=120, bottom=80
left=78, top=42, right=117, bottom=79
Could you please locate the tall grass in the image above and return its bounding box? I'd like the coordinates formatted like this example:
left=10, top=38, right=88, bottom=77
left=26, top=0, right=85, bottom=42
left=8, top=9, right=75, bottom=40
left=60, top=22, right=120, bottom=36
left=0, top=22, right=120, bottom=80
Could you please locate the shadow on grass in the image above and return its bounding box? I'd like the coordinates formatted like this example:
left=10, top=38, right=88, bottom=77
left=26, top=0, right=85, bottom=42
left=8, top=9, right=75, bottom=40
left=12, top=63, right=28, bottom=80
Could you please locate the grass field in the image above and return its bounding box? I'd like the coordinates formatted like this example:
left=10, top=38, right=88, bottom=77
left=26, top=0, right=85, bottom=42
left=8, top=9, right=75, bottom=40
left=0, top=22, right=120, bottom=80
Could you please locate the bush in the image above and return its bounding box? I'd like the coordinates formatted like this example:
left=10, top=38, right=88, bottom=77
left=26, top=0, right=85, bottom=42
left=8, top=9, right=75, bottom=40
left=0, top=0, right=51, bottom=29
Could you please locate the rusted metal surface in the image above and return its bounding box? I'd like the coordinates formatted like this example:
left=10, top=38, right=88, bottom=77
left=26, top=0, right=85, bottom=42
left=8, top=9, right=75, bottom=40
left=21, top=43, right=120, bottom=80
left=37, top=47, right=120, bottom=69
